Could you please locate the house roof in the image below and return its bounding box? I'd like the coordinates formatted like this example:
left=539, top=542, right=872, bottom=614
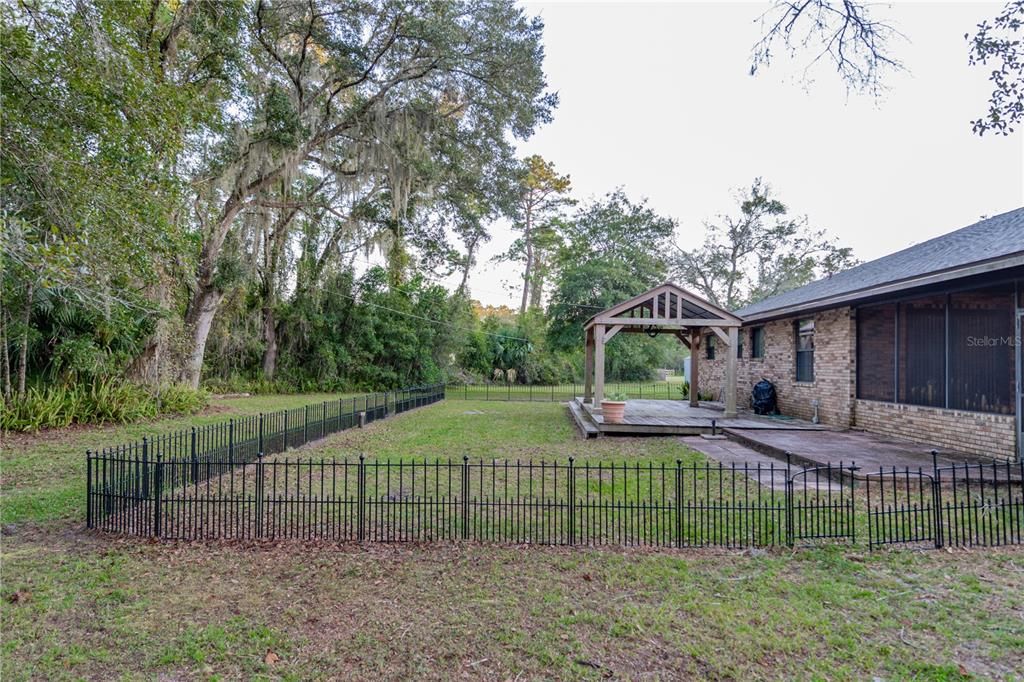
left=735, top=207, right=1024, bottom=321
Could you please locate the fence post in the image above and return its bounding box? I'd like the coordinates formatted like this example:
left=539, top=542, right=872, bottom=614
left=283, top=410, right=289, bottom=449
left=462, top=455, right=470, bottom=540
left=257, top=414, right=264, bottom=455
left=357, top=455, right=366, bottom=543
left=153, top=452, right=163, bottom=538
left=931, top=450, right=943, bottom=549
left=567, top=457, right=575, bottom=545
left=675, top=459, right=683, bottom=548
left=191, top=426, right=199, bottom=484
left=255, top=455, right=264, bottom=539
left=86, top=451, right=93, bottom=529
left=784, top=451, right=794, bottom=548
left=228, top=418, right=234, bottom=465
left=304, top=404, right=309, bottom=444
left=142, top=437, right=150, bottom=499
left=322, top=401, right=327, bottom=438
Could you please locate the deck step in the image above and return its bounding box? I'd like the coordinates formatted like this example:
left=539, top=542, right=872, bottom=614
left=567, top=400, right=600, bottom=438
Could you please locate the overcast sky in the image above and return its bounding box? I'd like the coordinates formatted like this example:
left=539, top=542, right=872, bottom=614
left=442, top=1, right=1023, bottom=307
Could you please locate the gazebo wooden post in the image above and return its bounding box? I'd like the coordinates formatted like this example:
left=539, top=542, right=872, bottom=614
left=583, top=327, right=594, bottom=403
left=689, top=327, right=700, bottom=408
left=725, top=326, right=738, bottom=418
left=594, top=324, right=605, bottom=408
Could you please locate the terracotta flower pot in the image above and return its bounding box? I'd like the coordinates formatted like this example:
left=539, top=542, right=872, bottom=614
left=601, top=400, right=626, bottom=424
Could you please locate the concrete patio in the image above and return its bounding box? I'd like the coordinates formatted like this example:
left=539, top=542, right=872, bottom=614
left=691, top=427, right=1004, bottom=479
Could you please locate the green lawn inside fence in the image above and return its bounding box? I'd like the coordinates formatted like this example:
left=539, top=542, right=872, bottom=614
left=1, top=392, right=365, bottom=527
left=447, top=378, right=687, bottom=402
left=88, top=398, right=1009, bottom=550
left=4, top=396, right=1024, bottom=680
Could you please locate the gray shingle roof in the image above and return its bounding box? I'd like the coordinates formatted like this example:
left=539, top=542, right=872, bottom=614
left=735, top=207, right=1024, bottom=320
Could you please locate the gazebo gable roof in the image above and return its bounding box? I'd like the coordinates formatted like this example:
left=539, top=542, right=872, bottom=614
left=584, top=283, right=742, bottom=329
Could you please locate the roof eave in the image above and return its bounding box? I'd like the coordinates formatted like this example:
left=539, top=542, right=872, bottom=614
left=737, top=252, right=1024, bottom=323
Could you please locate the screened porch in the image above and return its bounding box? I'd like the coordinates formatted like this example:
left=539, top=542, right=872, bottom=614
left=855, top=275, right=1020, bottom=417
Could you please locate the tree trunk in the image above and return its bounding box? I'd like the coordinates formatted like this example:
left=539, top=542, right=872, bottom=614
left=458, top=238, right=477, bottom=295
left=128, top=279, right=170, bottom=386
left=17, top=281, right=32, bottom=399
left=1, top=308, right=11, bottom=401
left=519, top=232, right=533, bottom=315
left=261, top=303, right=278, bottom=380
left=178, top=192, right=248, bottom=389
left=180, top=285, right=223, bottom=389
left=529, top=259, right=544, bottom=308
left=518, top=203, right=534, bottom=316
left=519, top=255, right=531, bottom=315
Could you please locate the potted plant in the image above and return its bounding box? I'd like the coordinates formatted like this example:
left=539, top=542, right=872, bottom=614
left=601, top=392, right=628, bottom=424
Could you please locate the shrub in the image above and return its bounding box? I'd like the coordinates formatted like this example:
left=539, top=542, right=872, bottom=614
left=202, top=375, right=296, bottom=395
left=0, top=378, right=208, bottom=432
left=156, top=383, right=210, bottom=415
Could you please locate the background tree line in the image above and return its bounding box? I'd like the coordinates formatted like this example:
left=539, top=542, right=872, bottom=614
left=1, top=1, right=862, bottom=431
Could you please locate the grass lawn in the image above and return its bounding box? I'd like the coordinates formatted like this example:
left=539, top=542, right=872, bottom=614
left=3, top=397, right=1023, bottom=680
left=447, top=379, right=686, bottom=403
left=1, top=392, right=362, bottom=527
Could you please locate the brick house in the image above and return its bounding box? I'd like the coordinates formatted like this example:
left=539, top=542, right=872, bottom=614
left=698, top=208, right=1023, bottom=460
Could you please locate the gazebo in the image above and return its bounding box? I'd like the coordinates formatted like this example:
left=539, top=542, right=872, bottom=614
left=583, top=283, right=743, bottom=418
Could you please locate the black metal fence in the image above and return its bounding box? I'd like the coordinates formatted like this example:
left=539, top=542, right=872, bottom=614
left=86, top=384, right=445, bottom=533
left=445, top=381, right=686, bottom=403
left=866, top=454, right=1024, bottom=549
left=88, top=448, right=865, bottom=547
left=86, top=401, right=1023, bottom=552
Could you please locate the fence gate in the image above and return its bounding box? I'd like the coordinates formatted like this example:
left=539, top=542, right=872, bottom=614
left=936, top=461, right=1024, bottom=548
left=865, top=467, right=939, bottom=549
left=787, top=464, right=858, bottom=545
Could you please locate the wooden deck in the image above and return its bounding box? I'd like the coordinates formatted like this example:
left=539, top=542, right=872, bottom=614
left=569, top=398, right=826, bottom=438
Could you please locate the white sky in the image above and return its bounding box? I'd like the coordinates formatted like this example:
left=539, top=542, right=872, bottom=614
left=442, top=1, right=1024, bottom=307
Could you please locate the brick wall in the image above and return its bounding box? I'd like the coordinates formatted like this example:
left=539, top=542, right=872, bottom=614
left=699, top=307, right=856, bottom=427
left=697, top=304, right=1019, bottom=460
left=854, top=399, right=1016, bottom=460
